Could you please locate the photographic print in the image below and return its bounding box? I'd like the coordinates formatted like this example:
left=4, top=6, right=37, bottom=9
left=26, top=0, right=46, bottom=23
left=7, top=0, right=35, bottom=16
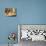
left=5, top=8, right=16, bottom=16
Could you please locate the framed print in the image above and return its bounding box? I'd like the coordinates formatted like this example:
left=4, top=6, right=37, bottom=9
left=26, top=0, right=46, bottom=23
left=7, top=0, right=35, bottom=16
left=5, top=8, right=16, bottom=16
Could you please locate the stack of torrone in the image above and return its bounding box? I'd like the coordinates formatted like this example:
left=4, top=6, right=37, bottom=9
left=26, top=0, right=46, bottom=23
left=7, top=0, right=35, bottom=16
left=5, top=8, right=16, bottom=16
